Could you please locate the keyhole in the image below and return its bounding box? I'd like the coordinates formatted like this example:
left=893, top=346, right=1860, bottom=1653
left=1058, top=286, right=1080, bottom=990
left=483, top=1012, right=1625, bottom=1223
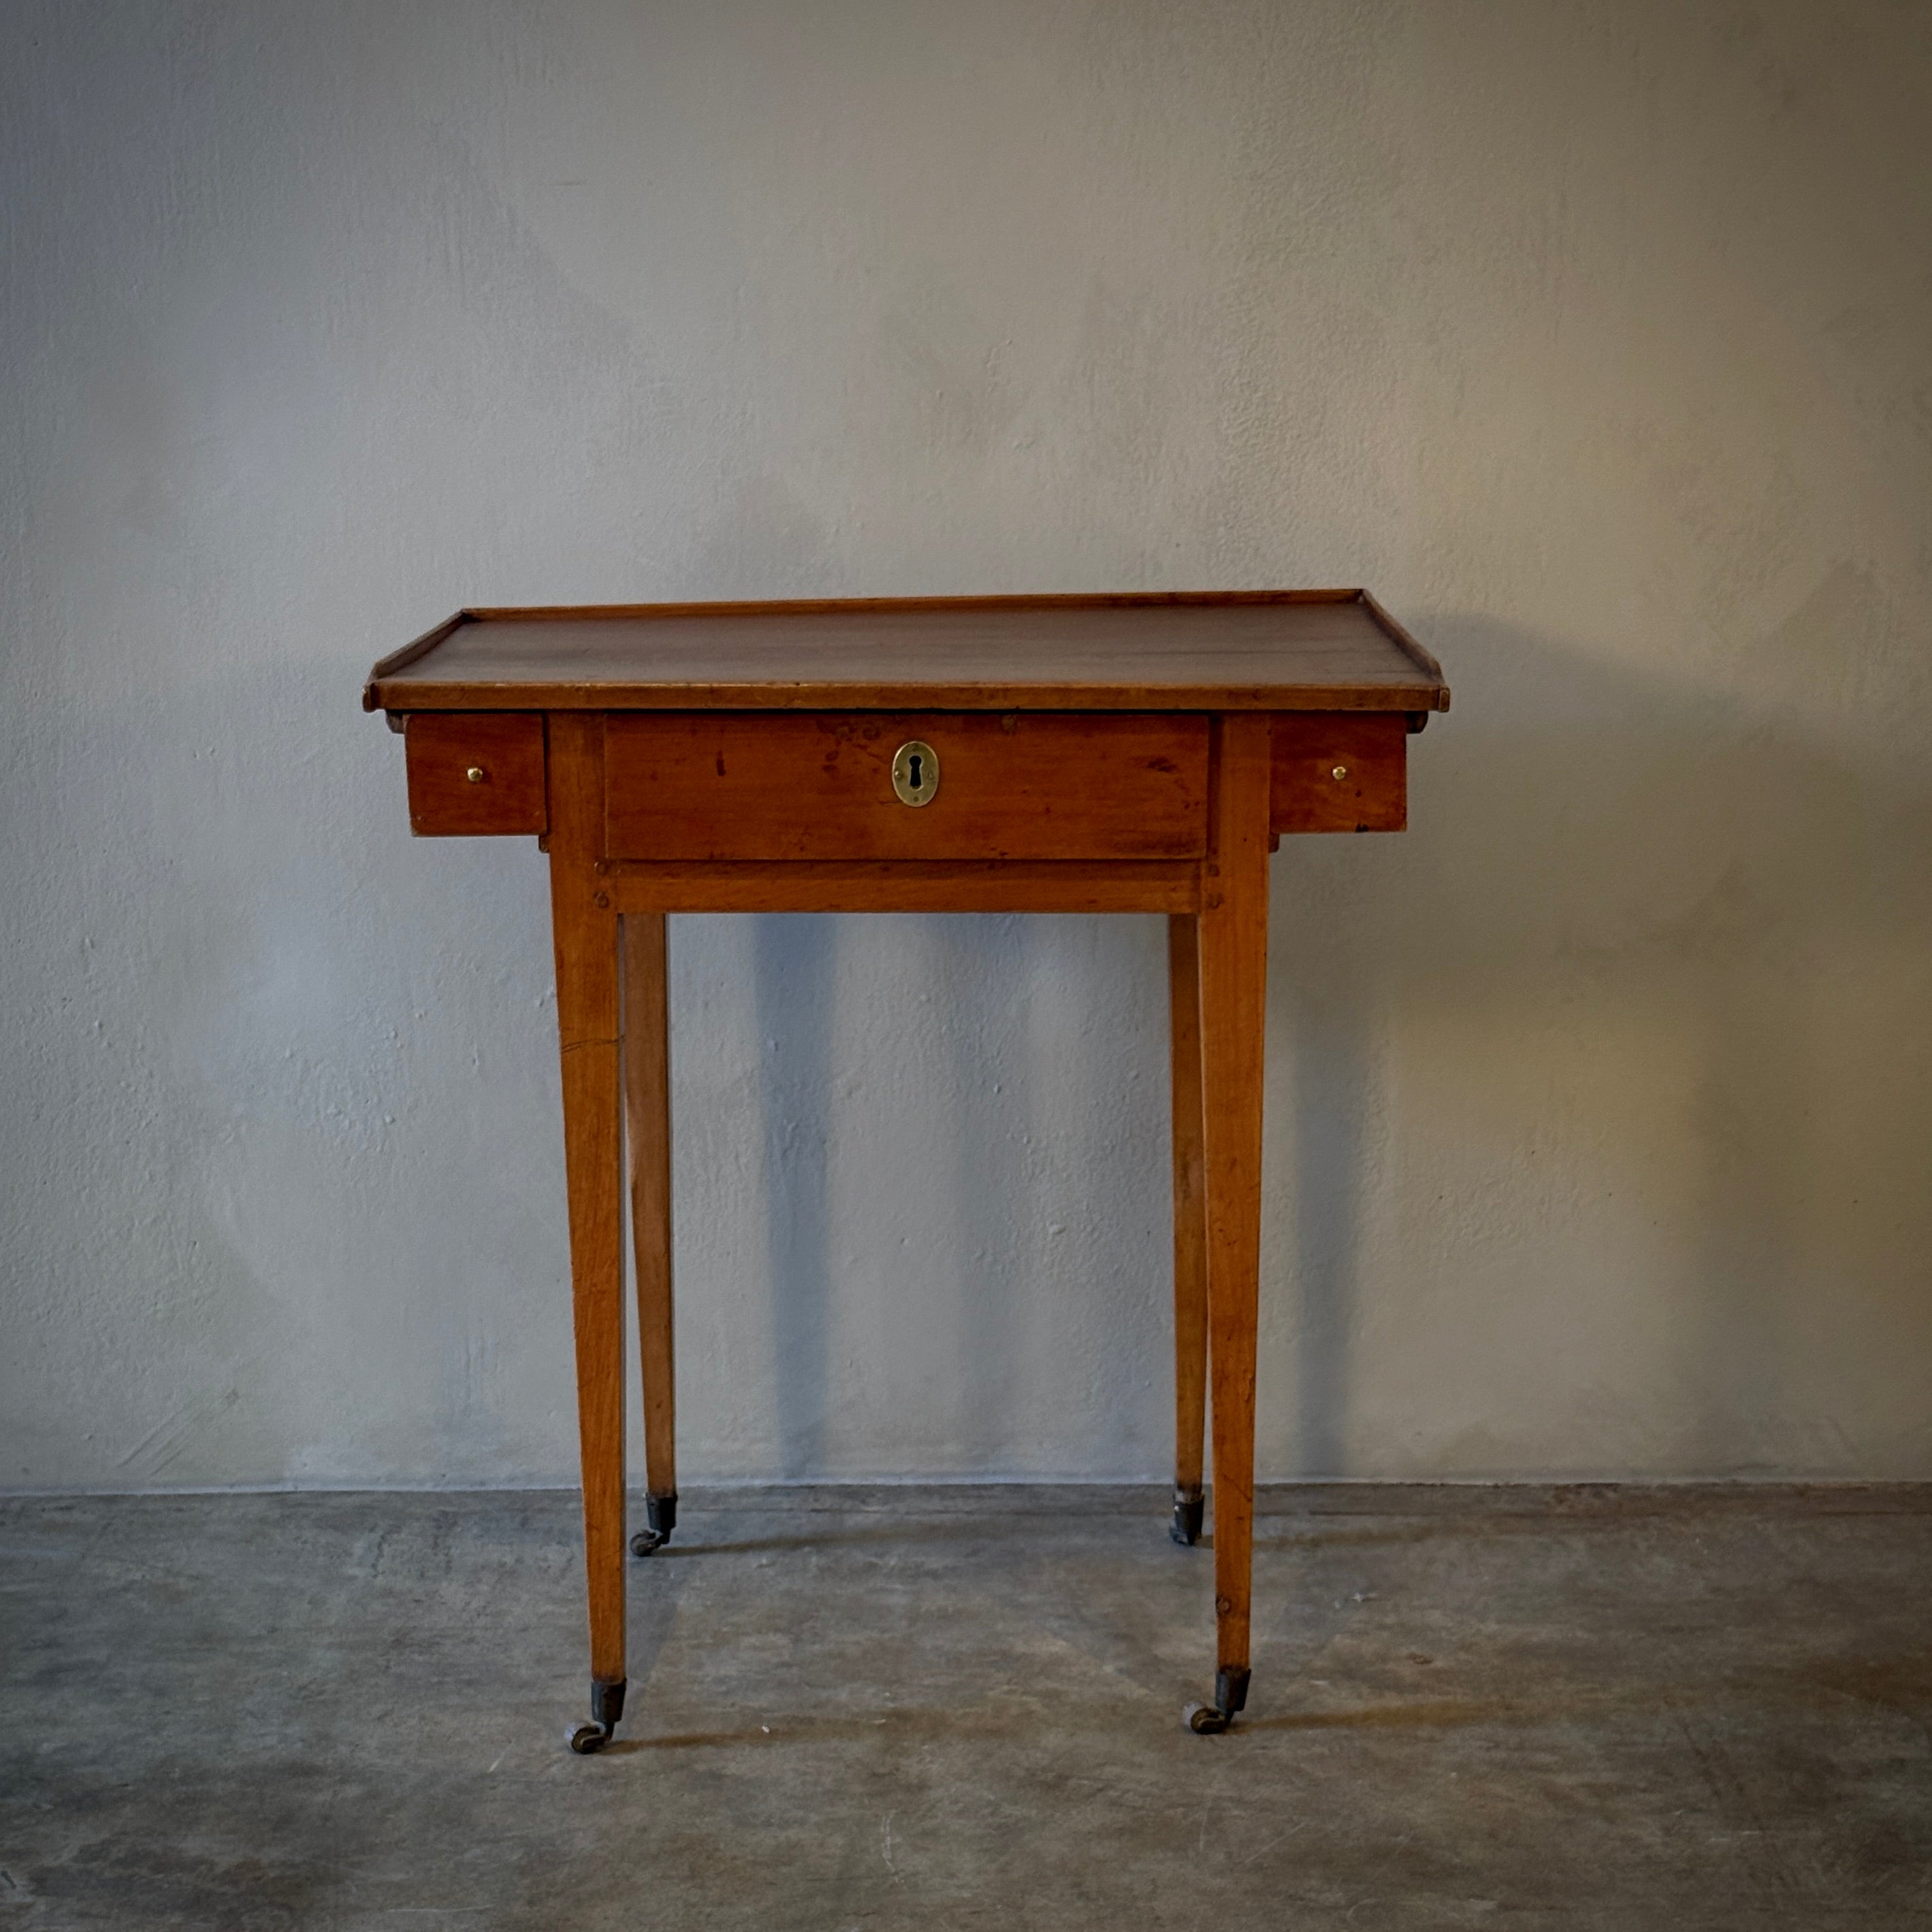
left=891, top=739, right=939, bottom=807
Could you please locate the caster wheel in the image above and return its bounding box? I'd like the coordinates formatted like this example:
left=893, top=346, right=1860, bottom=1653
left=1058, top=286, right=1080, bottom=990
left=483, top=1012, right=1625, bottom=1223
left=1170, top=1493, right=1204, bottom=1547
left=568, top=1676, right=626, bottom=1754
left=1185, top=1702, right=1231, bottom=1735
left=632, top=1493, right=677, bottom=1558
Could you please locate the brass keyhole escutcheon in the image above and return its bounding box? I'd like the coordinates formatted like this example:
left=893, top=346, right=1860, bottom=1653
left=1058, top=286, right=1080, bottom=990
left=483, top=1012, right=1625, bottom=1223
left=891, top=740, right=939, bottom=807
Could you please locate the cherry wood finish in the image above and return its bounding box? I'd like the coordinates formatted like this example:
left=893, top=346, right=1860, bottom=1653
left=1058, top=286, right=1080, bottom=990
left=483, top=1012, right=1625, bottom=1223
left=366, top=590, right=1448, bottom=716
left=1199, top=717, right=1273, bottom=1707
left=604, top=859, right=1200, bottom=915
left=604, top=711, right=1210, bottom=862
left=1270, top=712, right=1407, bottom=835
left=405, top=712, right=547, bottom=836
left=545, top=715, right=628, bottom=1703
left=1168, top=916, right=1209, bottom=1522
left=623, top=914, right=676, bottom=1516
left=369, top=591, right=1446, bottom=1745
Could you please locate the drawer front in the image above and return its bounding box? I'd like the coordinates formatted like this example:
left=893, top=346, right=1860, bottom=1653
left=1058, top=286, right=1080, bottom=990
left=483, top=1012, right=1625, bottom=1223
left=406, top=713, right=547, bottom=836
left=604, top=713, right=1210, bottom=861
left=1271, top=713, right=1406, bottom=834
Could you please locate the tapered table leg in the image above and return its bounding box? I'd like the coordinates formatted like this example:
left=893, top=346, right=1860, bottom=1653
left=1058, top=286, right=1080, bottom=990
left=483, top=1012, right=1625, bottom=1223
left=1168, top=913, right=1208, bottom=1548
left=1190, top=713, right=1272, bottom=1735
left=548, top=714, right=628, bottom=1754
left=623, top=911, right=677, bottom=1556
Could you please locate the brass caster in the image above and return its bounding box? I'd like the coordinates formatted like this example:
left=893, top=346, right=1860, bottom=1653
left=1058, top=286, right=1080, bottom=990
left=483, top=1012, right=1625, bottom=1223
left=1170, top=1487, right=1204, bottom=1547
left=1186, top=1665, right=1251, bottom=1735
left=568, top=1676, right=626, bottom=1754
left=631, top=1491, right=677, bottom=1558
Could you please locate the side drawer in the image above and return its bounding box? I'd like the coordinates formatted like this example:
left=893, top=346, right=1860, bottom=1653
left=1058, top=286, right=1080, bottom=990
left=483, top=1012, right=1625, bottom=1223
left=405, top=713, right=547, bottom=836
left=1272, top=713, right=1406, bottom=835
left=604, top=712, right=1210, bottom=861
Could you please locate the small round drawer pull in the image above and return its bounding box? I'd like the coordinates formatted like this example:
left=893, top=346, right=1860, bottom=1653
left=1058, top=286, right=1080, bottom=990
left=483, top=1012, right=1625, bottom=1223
left=466, top=766, right=487, bottom=784
left=891, top=740, right=939, bottom=807
left=1331, top=764, right=1349, bottom=782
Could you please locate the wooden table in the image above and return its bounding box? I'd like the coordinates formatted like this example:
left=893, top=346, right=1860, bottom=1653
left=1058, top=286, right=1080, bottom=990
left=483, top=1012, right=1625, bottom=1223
left=364, top=592, right=1449, bottom=1750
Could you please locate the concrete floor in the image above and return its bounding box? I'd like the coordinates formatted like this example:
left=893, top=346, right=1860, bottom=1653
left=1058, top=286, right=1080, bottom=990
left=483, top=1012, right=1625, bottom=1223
left=1, top=1485, right=1929, bottom=1929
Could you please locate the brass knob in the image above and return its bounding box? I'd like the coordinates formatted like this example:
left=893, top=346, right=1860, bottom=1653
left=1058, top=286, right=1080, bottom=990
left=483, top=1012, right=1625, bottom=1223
left=1331, top=764, right=1349, bottom=782
left=466, top=766, right=486, bottom=784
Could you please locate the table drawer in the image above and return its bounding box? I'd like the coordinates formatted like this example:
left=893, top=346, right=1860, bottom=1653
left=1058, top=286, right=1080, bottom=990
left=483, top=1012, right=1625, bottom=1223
left=406, top=713, right=547, bottom=836
left=1271, top=713, right=1406, bottom=834
left=604, top=712, right=1210, bottom=861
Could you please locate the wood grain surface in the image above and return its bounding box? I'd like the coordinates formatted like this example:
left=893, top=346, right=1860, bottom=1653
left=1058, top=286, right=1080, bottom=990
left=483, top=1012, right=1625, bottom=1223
left=404, top=712, right=547, bottom=836
left=1270, top=711, right=1407, bottom=834
left=1199, top=715, right=1272, bottom=1686
left=546, top=715, right=627, bottom=1690
left=365, top=591, right=1449, bottom=715
left=605, top=859, right=1200, bottom=915
left=1168, top=914, right=1209, bottom=1510
left=622, top=912, right=676, bottom=1508
left=603, top=711, right=1209, bottom=862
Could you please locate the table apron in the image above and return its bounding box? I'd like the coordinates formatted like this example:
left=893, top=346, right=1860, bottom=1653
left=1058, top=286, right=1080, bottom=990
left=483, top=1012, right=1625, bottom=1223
left=602, top=858, right=1202, bottom=915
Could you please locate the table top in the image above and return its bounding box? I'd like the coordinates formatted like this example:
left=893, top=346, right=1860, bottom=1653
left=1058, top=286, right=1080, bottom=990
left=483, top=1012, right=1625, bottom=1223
left=364, top=591, right=1447, bottom=715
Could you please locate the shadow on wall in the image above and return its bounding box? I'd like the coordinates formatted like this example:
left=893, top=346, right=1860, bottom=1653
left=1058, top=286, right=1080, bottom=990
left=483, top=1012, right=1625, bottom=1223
left=753, top=913, right=835, bottom=1478
left=736, top=615, right=1932, bottom=1480
left=743, top=906, right=1157, bottom=1478
left=1274, top=612, right=1932, bottom=1477
left=30, top=615, right=1928, bottom=1488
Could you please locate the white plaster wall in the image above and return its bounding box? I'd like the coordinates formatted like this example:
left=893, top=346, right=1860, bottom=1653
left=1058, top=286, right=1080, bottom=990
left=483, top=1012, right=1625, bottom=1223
left=3, top=1, right=1928, bottom=1489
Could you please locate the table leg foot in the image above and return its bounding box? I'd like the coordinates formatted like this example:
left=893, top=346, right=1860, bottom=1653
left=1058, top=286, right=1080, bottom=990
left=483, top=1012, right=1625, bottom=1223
left=1169, top=1485, right=1204, bottom=1547
left=1184, top=1667, right=1251, bottom=1735
left=630, top=1490, right=677, bottom=1557
left=567, top=1675, right=627, bottom=1754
